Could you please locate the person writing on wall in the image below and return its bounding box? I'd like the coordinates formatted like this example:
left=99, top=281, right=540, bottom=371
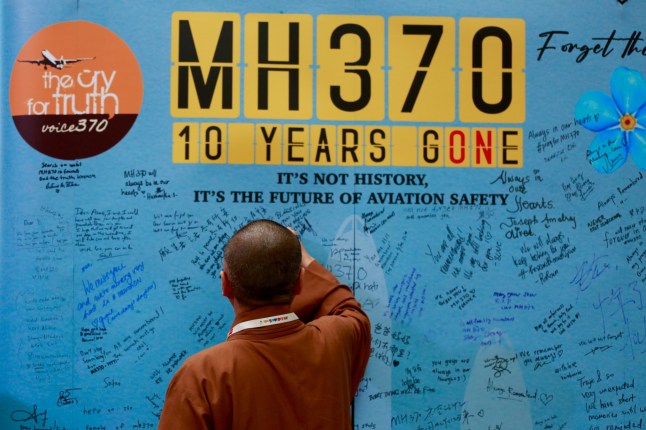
left=158, top=219, right=372, bottom=429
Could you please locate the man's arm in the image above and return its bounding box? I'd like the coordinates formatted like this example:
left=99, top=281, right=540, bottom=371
left=289, top=239, right=372, bottom=395
left=290, top=237, right=366, bottom=322
left=290, top=260, right=361, bottom=322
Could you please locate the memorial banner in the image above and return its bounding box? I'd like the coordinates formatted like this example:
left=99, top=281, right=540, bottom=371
left=1, top=1, right=644, bottom=429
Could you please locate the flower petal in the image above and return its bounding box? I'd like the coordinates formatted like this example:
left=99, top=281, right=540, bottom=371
left=575, top=90, right=620, bottom=132
left=587, top=129, right=627, bottom=174
left=636, top=102, right=646, bottom=124
left=628, top=128, right=646, bottom=170
left=610, top=66, right=646, bottom=115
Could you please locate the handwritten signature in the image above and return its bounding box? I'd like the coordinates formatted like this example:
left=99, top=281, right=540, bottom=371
left=570, top=253, right=610, bottom=296
left=11, top=404, right=48, bottom=426
left=57, top=387, right=81, bottom=406
left=484, top=355, right=512, bottom=378
left=585, top=344, right=612, bottom=356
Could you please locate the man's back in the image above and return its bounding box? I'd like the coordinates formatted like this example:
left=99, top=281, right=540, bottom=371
left=158, top=261, right=371, bottom=430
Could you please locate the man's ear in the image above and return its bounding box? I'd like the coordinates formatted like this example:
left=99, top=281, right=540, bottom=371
left=221, top=271, right=234, bottom=301
left=293, top=267, right=304, bottom=296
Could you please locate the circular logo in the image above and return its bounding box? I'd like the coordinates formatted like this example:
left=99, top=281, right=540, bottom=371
left=10, top=21, right=143, bottom=160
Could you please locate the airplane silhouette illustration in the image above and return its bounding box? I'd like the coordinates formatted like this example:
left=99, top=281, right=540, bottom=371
left=18, top=49, right=95, bottom=69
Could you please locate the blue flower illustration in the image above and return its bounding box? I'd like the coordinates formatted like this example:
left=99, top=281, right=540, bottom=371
left=575, top=66, right=646, bottom=173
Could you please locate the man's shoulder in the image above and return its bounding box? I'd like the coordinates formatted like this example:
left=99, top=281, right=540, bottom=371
left=181, top=341, right=235, bottom=371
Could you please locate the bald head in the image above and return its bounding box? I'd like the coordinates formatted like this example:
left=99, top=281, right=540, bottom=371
left=223, top=219, right=302, bottom=307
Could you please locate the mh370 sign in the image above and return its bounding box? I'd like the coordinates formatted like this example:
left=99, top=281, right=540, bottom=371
left=170, top=13, right=526, bottom=168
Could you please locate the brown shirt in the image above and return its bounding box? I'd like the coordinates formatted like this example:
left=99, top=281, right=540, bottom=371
left=157, top=261, right=371, bottom=430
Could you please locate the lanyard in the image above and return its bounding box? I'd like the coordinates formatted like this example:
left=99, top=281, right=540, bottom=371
left=228, top=312, right=299, bottom=337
